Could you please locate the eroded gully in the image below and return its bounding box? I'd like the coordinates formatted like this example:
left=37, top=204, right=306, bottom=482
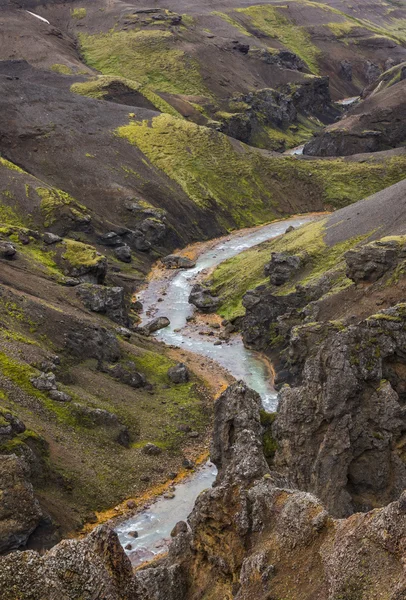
left=116, top=214, right=316, bottom=565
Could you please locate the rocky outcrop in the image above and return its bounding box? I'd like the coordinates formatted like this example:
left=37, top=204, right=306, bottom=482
left=273, top=304, right=406, bottom=517
left=135, top=381, right=406, bottom=600
left=115, top=245, right=132, bottom=263
left=256, top=49, right=306, bottom=71
left=282, top=76, right=336, bottom=119
left=189, top=284, right=221, bottom=313
left=0, top=455, right=42, bottom=553
left=65, top=324, right=121, bottom=363
left=0, top=524, right=138, bottom=599
left=345, top=238, right=404, bottom=283
left=264, top=251, right=302, bottom=285
left=76, top=284, right=129, bottom=325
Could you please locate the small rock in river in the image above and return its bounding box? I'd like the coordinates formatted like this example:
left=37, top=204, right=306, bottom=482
left=125, top=543, right=133, bottom=550
left=163, top=492, right=175, bottom=499
left=128, top=530, right=139, bottom=538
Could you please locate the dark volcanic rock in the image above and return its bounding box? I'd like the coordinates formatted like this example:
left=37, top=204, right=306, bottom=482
left=304, top=79, right=406, bottom=156
left=167, top=363, right=189, bottom=384
left=65, top=324, right=121, bottom=363
left=340, top=59, right=353, bottom=81
left=345, top=239, right=402, bottom=283
left=0, top=240, right=17, bottom=259
left=114, top=245, right=132, bottom=263
left=0, top=455, right=42, bottom=553
left=76, top=284, right=129, bottom=325
left=189, top=284, right=220, bottom=313
left=107, top=362, right=147, bottom=388
left=48, top=390, right=71, bottom=402
left=264, top=252, right=302, bottom=285
left=142, top=443, right=162, bottom=456
left=142, top=316, right=170, bottom=334
left=273, top=304, right=406, bottom=517
left=30, top=372, right=57, bottom=391
left=42, top=232, right=62, bottom=245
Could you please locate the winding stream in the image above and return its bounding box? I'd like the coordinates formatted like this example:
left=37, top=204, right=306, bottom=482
left=116, top=215, right=315, bottom=565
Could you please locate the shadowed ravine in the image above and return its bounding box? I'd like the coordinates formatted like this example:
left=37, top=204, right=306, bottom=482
left=116, top=215, right=315, bottom=565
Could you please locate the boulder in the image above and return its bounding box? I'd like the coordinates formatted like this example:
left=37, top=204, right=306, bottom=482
left=30, top=372, right=57, bottom=391
left=48, top=390, right=71, bottom=402
left=264, top=252, right=302, bottom=285
left=170, top=521, right=188, bottom=537
left=189, top=284, right=220, bottom=313
left=114, top=245, right=132, bottom=263
left=42, top=232, right=62, bottom=245
left=0, top=455, right=42, bottom=553
left=167, top=363, right=189, bottom=384
left=107, top=362, right=146, bottom=388
left=143, top=316, right=170, bottom=334
left=0, top=411, right=26, bottom=444
left=0, top=240, right=16, bottom=259
left=138, top=218, right=167, bottom=245
left=76, top=284, right=129, bottom=325
left=99, top=231, right=123, bottom=247
left=142, top=443, right=162, bottom=456
left=161, top=255, right=196, bottom=269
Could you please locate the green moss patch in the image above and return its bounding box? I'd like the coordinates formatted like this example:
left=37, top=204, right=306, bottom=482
left=79, top=29, right=208, bottom=96
left=235, top=5, right=321, bottom=74
left=71, top=7, right=86, bottom=19
left=0, top=157, right=25, bottom=173
left=35, top=187, right=87, bottom=227
left=62, top=239, right=103, bottom=268
left=51, top=64, right=73, bottom=75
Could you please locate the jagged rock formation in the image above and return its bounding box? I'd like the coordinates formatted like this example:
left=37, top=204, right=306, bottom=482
left=0, top=524, right=138, bottom=600
left=135, top=382, right=406, bottom=600
left=274, top=304, right=406, bottom=517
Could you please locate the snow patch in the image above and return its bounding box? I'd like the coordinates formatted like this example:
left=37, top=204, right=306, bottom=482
left=26, top=11, right=50, bottom=25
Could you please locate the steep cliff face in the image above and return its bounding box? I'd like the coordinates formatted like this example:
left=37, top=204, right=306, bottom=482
left=274, top=304, right=406, bottom=517
left=304, top=78, right=406, bottom=156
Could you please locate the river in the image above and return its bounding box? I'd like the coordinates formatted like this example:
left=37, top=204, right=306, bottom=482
left=116, top=215, right=315, bottom=565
